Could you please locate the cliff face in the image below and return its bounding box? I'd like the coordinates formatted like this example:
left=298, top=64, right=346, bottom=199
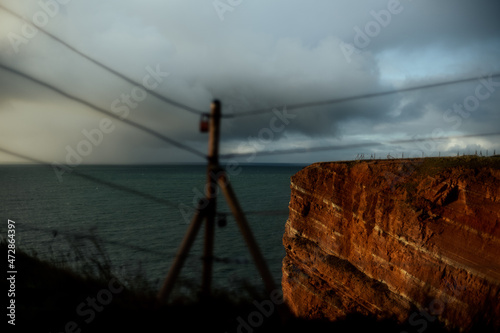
left=282, top=157, right=500, bottom=331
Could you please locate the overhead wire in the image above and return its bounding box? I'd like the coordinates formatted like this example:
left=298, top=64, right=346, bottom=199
left=0, top=63, right=207, bottom=159
left=3, top=5, right=500, bottom=136
left=0, top=4, right=206, bottom=117
left=6, top=4, right=499, bottom=275
left=0, top=146, right=183, bottom=210
left=0, top=147, right=291, bottom=261
left=18, top=222, right=170, bottom=257
left=223, top=73, right=500, bottom=118
left=7, top=51, right=495, bottom=161
left=0, top=146, right=291, bottom=219
left=219, top=132, right=500, bottom=159
left=1, top=41, right=498, bottom=164
left=1, top=4, right=499, bottom=187
left=4, top=5, right=499, bottom=123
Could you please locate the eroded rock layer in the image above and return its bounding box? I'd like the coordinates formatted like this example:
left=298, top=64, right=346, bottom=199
left=282, top=157, right=500, bottom=331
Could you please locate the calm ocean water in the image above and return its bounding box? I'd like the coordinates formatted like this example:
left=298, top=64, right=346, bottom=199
left=0, top=164, right=303, bottom=292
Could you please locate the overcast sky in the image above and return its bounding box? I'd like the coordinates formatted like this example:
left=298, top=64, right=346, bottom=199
left=1, top=0, right=499, bottom=165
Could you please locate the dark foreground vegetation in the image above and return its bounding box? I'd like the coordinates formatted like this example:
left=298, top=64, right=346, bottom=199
left=5, top=241, right=480, bottom=333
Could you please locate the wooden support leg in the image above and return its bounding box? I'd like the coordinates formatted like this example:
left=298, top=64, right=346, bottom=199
left=201, top=199, right=215, bottom=297
left=157, top=205, right=206, bottom=302
left=217, top=173, right=277, bottom=295
left=218, top=173, right=291, bottom=324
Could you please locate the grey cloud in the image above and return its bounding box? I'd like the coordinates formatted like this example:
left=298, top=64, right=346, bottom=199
left=0, top=0, right=499, bottom=164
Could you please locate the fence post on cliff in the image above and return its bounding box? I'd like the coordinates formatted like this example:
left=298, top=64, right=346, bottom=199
left=201, top=100, right=221, bottom=297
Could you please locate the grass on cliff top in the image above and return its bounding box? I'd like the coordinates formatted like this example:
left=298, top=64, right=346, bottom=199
left=398, top=155, right=499, bottom=203
left=335, top=155, right=500, bottom=173
left=332, top=156, right=499, bottom=193
left=412, top=155, right=500, bottom=177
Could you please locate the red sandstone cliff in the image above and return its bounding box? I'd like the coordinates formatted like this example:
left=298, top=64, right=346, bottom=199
left=282, top=156, right=500, bottom=331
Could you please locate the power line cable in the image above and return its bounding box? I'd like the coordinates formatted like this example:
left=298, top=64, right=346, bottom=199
left=220, top=132, right=500, bottom=159
left=19, top=222, right=170, bottom=257
left=0, top=146, right=291, bottom=221
left=0, top=147, right=292, bottom=259
left=0, top=63, right=207, bottom=159
left=224, top=73, right=500, bottom=118
left=3, top=5, right=499, bottom=125
left=0, top=146, right=183, bottom=211
left=0, top=145, right=292, bottom=220
left=0, top=4, right=206, bottom=116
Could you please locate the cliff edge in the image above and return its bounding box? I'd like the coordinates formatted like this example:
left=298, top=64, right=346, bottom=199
left=282, top=156, right=500, bottom=331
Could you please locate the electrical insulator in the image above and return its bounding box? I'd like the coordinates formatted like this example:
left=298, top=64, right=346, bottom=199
left=200, top=114, right=209, bottom=133
left=218, top=214, right=227, bottom=228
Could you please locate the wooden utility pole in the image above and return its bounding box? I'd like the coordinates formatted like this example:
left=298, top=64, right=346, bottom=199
left=201, top=100, right=221, bottom=296
left=157, top=99, right=277, bottom=305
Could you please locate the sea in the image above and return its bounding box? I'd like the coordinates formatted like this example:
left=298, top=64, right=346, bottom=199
left=0, top=164, right=304, bottom=295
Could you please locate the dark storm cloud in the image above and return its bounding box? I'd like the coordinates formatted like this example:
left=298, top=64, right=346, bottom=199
left=0, top=0, right=499, bottom=164
left=344, top=1, right=500, bottom=52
